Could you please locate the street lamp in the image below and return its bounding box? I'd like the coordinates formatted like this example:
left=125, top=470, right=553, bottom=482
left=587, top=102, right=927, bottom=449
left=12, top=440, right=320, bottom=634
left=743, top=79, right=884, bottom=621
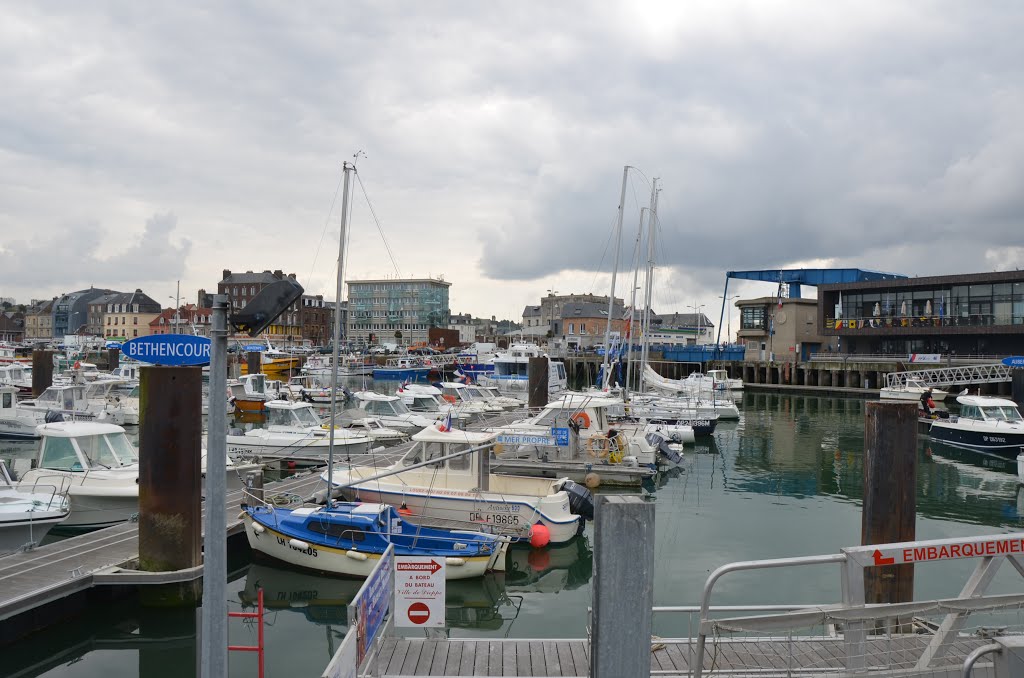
left=688, top=303, right=706, bottom=346
left=546, top=288, right=558, bottom=346
left=167, top=280, right=181, bottom=334
left=719, top=295, right=739, bottom=344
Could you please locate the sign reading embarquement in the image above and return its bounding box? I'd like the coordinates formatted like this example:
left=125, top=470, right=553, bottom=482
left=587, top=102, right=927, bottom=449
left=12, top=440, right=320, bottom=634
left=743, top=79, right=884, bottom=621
left=848, top=534, right=1024, bottom=568
left=121, top=334, right=212, bottom=366
left=1002, top=356, right=1024, bottom=368
left=908, top=353, right=942, bottom=364
left=395, top=557, right=445, bottom=628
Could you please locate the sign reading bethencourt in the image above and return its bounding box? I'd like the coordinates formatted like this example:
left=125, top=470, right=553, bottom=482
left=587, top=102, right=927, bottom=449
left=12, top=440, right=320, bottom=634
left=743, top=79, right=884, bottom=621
left=121, top=334, right=212, bottom=367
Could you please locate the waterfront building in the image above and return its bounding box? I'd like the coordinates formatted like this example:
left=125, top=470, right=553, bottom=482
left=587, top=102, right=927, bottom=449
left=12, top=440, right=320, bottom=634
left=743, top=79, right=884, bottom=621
left=102, top=290, right=162, bottom=340
left=53, top=288, right=117, bottom=339
left=24, top=299, right=55, bottom=343
left=346, top=277, right=451, bottom=346
left=0, top=313, right=24, bottom=343
left=647, top=312, right=716, bottom=347
left=558, top=301, right=627, bottom=349
left=149, top=305, right=213, bottom=336
left=218, top=269, right=302, bottom=341
left=449, top=313, right=477, bottom=344
left=819, top=269, right=1024, bottom=356
left=86, top=292, right=123, bottom=336
left=737, top=297, right=837, bottom=362
left=299, top=294, right=330, bottom=345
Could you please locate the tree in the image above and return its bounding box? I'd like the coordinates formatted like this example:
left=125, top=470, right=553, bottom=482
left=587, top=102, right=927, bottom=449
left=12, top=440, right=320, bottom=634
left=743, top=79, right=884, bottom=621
left=394, top=330, right=403, bottom=345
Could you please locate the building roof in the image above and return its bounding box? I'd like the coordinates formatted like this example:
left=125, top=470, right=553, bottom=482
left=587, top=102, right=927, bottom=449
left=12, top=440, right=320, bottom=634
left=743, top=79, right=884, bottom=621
left=654, top=312, right=715, bottom=329
left=27, top=299, right=55, bottom=315
left=347, top=277, right=451, bottom=287
left=560, top=301, right=626, bottom=319
left=89, top=292, right=122, bottom=307
left=522, top=305, right=542, bottom=318
left=817, top=268, right=1024, bottom=292
left=104, top=290, right=161, bottom=312
left=221, top=269, right=296, bottom=285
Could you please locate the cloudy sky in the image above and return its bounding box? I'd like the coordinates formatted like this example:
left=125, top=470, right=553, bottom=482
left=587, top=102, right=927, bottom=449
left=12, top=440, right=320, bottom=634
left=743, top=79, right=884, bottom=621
left=3, top=2, right=1023, bottom=336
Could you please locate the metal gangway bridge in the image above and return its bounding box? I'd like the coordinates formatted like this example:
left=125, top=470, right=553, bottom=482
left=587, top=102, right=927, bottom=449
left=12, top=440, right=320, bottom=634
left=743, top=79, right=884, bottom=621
left=884, top=362, right=1014, bottom=390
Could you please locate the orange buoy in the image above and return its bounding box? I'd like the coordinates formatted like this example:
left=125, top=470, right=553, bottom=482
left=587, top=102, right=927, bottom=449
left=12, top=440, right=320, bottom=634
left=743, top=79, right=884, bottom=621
left=529, top=523, right=550, bottom=548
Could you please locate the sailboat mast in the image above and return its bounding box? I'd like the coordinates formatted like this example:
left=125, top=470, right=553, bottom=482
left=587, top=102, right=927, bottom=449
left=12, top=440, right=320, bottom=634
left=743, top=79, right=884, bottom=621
left=601, top=165, right=629, bottom=389
left=326, top=160, right=354, bottom=502
left=639, top=179, right=659, bottom=392
left=623, top=207, right=647, bottom=400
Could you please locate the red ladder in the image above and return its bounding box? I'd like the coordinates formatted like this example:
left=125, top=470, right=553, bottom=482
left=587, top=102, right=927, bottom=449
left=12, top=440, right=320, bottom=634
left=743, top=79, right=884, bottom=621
left=228, top=588, right=266, bottom=678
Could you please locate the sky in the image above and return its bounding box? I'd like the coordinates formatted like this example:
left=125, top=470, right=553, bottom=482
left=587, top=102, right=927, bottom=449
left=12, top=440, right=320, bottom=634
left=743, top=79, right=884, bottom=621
left=3, top=1, right=1024, bottom=338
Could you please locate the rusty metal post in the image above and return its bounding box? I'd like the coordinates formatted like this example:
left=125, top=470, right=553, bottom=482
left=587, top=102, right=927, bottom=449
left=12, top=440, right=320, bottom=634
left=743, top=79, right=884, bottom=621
left=862, top=400, right=916, bottom=607
left=528, top=356, right=548, bottom=409
left=138, top=365, right=203, bottom=606
left=31, top=350, right=54, bottom=398
left=107, top=348, right=120, bottom=371
left=246, top=351, right=261, bottom=375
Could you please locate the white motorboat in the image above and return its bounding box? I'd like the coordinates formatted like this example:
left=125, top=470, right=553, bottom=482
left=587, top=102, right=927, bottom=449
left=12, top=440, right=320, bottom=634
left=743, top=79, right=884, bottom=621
left=321, top=426, right=593, bottom=544
left=705, top=369, right=743, bottom=392
left=83, top=380, right=139, bottom=425
left=478, top=386, right=525, bottom=410
left=352, top=391, right=439, bottom=432
left=0, top=386, right=50, bottom=439
left=18, top=422, right=141, bottom=528
left=0, top=461, right=70, bottom=554
left=285, top=375, right=345, bottom=404
left=920, top=395, right=1024, bottom=455
left=303, top=353, right=374, bottom=378
left=344, top=417, right=410, bottom=444
left=226, top=401, right=373, bottom=462
left=881, top=378, right=950, bottom=402
left=479, top=343, right=567, bottom=396
left=0, top=364, right=33, bottom=394
left=438, top=382, right=505, bottom=414
left=19, top=385, right=102, bottom=423
left=396, top=384, right=477, bottom=423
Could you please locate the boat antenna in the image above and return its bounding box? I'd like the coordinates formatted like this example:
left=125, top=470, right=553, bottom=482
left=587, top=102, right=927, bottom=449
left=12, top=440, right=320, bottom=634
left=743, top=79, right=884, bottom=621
left=326, top=160, right=355, bottom=506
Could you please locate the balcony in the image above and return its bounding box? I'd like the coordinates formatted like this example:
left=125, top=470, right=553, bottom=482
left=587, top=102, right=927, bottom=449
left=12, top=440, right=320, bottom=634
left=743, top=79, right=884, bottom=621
left=824, top=313, right=1022, bottom=332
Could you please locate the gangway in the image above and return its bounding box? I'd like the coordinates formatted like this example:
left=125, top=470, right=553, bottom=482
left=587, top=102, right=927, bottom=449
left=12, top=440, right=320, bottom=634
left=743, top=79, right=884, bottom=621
left=883, top=363, right=1013, bottom=390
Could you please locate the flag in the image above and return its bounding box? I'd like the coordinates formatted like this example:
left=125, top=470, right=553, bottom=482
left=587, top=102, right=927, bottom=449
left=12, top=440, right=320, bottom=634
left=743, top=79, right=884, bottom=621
left=438, top=411, right=453, bottom=433
left=399, top=378, right=410, bottom=392
left=453, top=368, right=466, bottom=383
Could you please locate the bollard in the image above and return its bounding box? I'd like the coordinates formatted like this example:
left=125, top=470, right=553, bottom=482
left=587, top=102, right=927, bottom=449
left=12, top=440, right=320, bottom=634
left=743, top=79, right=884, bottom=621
left=138, top=365, right=203, bottom=606
left=246, top=351, right=261, bottom=376
left=591, top=495, right=655, bottom=678
left=31, top=350, right=54, bottom=398
left=862, top=400, right=916, bottom=607
left=528, top=356, right=548, bottom=409
left=244, top=470, right=264, bottom=505
left=107, top=348, right=120, bottom=371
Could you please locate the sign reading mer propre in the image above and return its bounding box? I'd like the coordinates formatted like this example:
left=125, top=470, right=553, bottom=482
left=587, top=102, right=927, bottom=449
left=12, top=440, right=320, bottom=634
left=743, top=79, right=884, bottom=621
left=121, top=334, right=212, bottom=367
left=394, top=557, right=445, bottom=628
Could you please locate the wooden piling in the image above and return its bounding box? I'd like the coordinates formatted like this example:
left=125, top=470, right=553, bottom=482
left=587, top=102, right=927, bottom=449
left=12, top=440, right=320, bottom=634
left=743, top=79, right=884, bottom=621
left=107, top=348, right=120, bottom=371
left=1013, top=369, right=1024, bottom=409
left=528, top=356, right=548, bottom=409
left=246, top=351, right=261, bottom=376
left=138, top=366, right=203, bottom=606
left=862, top=400, right=916, bottom=605
left=31, top=350, right=53, bottom=397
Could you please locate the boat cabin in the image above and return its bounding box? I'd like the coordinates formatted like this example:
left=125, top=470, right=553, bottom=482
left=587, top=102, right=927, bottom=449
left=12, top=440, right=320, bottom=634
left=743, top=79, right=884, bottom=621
left=0, top=364, right=30, bottom=387
left=356, top=393, right=414, bottom=417
left=528, top=396, right=617, bottom=433
left=28, top=385, right=92, bottom=414
left=109, top=365, right=142, bottom=382
left=398, top=427, right=496, bottom=482
left=265, top=401, right=324, bottom=429
left=84, top=380, right=129, bottom=400
left=35, top=422, right=139, bottom=471
left=954, top=396, right=1024, bottom=423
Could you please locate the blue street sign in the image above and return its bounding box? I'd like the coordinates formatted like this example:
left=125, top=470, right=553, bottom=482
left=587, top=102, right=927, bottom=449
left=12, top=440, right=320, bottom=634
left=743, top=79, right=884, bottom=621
left=552, top=427, right=570, bottom=447
left=121, top=334, right=212, bottom=366
left=243, top=344, right=265, bottom=352
left=1002, top=356, right=1024, bottom=368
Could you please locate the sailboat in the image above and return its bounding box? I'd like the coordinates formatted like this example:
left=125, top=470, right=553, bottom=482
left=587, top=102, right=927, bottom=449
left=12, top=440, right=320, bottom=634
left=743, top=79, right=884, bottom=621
left=242, top=159, right=511, bottom=578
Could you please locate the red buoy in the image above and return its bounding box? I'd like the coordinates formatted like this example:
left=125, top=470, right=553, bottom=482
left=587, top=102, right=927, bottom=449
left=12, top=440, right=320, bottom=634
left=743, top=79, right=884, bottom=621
left=529, top=523, right=550, bottom=548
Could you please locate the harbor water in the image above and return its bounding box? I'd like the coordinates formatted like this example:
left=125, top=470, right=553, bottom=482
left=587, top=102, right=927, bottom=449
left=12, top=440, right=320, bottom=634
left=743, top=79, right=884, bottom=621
left=4, top=388, right=1024, bottom=677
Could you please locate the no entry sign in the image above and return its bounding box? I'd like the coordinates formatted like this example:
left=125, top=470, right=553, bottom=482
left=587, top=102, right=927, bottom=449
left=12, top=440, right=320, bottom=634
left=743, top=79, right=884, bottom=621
left=395, top=557, right=446, bottom=628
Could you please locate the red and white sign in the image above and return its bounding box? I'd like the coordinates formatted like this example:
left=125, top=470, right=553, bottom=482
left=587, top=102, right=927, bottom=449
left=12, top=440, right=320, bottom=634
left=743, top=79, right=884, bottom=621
left=850, top=534, right=1024, bottom=567
left=395, top=557, right=445, bottom=628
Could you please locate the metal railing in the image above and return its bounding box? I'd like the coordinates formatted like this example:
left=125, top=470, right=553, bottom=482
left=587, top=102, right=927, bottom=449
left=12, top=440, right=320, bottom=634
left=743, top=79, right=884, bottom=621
left=826, top=313, right=1024, bottom=330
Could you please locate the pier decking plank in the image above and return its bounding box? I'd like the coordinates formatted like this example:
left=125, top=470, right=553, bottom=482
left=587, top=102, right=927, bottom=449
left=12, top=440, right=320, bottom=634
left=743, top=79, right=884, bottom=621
left=555, top=641, right=577, bottom=676
left=458, top=640, right=476, bottom=676
left=400, top=639, right=423, bottom=675
left=471, top=640, right=488, bottom=676
left=542, top=641, right=561, bottom=676
left=514, top=640, right=531, bottom=676
left=442, top=640, right=462, bottom=676
left=528, top=641, right=546, bottom=675
left=415, top=640, right=437, bottom=675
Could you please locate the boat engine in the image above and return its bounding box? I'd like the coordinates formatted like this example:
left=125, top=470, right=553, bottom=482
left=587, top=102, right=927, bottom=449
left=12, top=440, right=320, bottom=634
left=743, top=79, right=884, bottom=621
left=648, top=431, right=684, bottom=466
left=44, top=410, right=64, bottom=424
left=557, top=479, right=594, bottom=522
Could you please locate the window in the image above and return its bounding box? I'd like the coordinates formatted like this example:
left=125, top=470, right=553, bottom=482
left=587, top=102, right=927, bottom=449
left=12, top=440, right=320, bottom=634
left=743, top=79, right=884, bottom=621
left=40, top=437, right=81, bottom=471
left=133, top=317, right=138, bottom=325
left=2, top=392, right=11, bottom=408
left=741, top=306, right=766, bottom=330
left=133, top=330, right=138, bottom=337
left=307, top=520, right=365, bottom=541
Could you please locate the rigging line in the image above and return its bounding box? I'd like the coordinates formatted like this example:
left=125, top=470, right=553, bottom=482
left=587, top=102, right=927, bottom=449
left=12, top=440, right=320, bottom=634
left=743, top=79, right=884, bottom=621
left=306, top=164, right=347, bottom=289
left=586, top=213, right=619, bottom=296
left=355, top=172, right=403, bottom=278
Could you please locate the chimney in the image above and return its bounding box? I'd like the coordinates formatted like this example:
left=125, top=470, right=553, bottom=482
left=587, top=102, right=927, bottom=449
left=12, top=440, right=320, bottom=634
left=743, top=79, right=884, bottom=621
left=288, top=272, right=296, bottom=279
left=222, top=269, right=231, bottom=280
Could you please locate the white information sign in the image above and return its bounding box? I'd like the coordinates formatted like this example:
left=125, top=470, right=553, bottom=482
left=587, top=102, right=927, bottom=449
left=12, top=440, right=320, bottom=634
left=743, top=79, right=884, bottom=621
left=395, top=557, right=446, bottom=628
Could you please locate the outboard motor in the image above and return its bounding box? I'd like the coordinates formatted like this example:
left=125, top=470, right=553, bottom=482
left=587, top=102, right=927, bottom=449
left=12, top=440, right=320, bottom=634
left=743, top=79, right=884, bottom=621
left=646, top=431, right=683, bottom=466
left=44, top=410, right=65, bottom=424
left=557, top=479, right=594, bottom=522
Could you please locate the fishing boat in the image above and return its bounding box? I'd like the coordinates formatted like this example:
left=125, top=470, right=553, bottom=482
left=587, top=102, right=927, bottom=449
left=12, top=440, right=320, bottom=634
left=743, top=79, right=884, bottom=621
left=304, top=353, right=374, bottom=378
left=372, top=356, right=431, bottom=382
left=242, top=501, right=510, bottom=579
left=480, top=344, right=568, bottom=396
left=240, top=345, right=302, bottom=378
left=0, top=461, right=70, bottom=554
left=320, top=425, right=594, bottom=544
left=919, top=395, right=1024, bottom=455
left=227, top=401, right=373, bottom=464
left=454, top=342, right=498, bottom=378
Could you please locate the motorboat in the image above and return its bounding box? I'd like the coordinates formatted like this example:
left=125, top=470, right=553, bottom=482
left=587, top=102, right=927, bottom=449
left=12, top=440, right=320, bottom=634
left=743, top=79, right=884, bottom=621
left=454, top=342, right=498, bottom=378
left=285, top=375, right=345, bottom=404
left=303, top=353, right=374, bottom=378
left=372, top=356, right=431, bottom=382
left=881, top=378, right=950, bottom=402
left=0, top=364, right=33, bottom=394
left=0, top=386, right=50, bottom=439
left=479, top=343, right=567, bottom=396
left=18, top=422, right=141, bottom=528
left=395, top=384, right=477, bottom=423
left=83, top=380, right=139, bottom=425
left=920, top=395, right=1024, bottom=455
left=19, top=385, right=103, bottom=423
left=478, top=386, right=525, bottom=410
left=0, top=460, right=70, bottom=554
left=228, top=374, right=279, bottom=413
left=343, top=417, right=410, bottom=444
left=438, top=382, right=505, bottom=414
left=705, top=369, right=743, bottom=392
left=320, top=426, right=594, bottom=544
left=240, top=346, right=302, bottom=377
left=242, top=501, right=509, bottom=580
left=226, top=401, right=373, bottom=463
left=351, top=391, right=439, bottom=432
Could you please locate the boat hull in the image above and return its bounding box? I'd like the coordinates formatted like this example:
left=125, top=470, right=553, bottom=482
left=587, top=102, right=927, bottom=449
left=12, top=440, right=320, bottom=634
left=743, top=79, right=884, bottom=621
left=0, top=511, right=69, bottom=554
left=227, top=437, right=373, bottom=462
left=372, top=368, right=431, bottom=381
left=243, top=513, right=502, bottom=580
left=64, top=492, right=138, bottom=528
left=920, top=418, right=1024, bottom=456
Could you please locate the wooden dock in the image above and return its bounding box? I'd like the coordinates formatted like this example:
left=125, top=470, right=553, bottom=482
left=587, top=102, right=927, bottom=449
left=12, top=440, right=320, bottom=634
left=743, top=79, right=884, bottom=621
left=372, top=635, right=992, bottom=676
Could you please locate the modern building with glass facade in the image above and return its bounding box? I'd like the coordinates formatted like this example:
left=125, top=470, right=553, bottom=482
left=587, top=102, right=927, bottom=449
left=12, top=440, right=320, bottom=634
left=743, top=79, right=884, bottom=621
left=346, top=278, right=451, bottom=346
left=818, top=269, right=1024, bottom=355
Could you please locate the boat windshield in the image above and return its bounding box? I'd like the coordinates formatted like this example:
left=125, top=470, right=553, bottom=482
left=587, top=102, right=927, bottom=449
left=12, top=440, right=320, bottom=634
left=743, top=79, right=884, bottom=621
left=294, top=406, right=322, bottom=427
left=410, top=396, right=439, bottom=412
left=77, top=433, right=138, bottom=468
left=494, top=362, right=529, bottom=377
left=981, top=406, right=1024, bottom=423
left=466, top=387, right=491, bottom=400
left=365, top=399, right=409, bottom=416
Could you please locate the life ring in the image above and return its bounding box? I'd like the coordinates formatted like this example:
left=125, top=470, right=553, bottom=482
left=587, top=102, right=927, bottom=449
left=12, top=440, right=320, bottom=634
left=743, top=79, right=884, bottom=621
left=571, top=412, right=591, bottom=429
left=73, top=360, right=81, bottom=369
left=442, top=394, right=456, bottom=404
left=586, top=436, right=611, bottom=458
